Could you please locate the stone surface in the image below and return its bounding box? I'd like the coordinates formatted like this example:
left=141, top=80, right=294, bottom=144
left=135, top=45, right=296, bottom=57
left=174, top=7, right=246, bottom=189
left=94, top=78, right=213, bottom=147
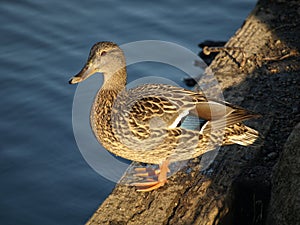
left=267, top=123, right=300, bottom=225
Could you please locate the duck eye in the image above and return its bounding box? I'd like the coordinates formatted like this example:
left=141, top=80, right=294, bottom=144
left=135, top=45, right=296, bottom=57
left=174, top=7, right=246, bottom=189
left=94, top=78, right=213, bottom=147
left=101, top=51, right=107, bottom=56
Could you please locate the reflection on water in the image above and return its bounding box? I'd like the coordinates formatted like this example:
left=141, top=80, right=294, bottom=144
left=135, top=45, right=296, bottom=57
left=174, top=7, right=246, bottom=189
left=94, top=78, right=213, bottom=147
left=0, top=0, right=256, bottom=224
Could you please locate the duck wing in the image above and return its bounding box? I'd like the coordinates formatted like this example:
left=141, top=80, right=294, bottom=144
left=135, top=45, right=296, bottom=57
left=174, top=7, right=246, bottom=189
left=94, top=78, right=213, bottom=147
left=113, top=84, right=259, bottom=134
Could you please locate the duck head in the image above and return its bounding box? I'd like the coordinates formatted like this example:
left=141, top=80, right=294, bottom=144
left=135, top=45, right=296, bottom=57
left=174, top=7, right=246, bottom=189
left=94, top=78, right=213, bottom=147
left=69, top=42, right=126, bottom=86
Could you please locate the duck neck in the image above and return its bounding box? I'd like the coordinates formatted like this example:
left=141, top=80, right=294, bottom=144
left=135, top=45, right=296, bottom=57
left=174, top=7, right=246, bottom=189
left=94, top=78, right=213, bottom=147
left=102, top=67, right=127, bottom=92
left=91, top=67, right=127, bottom=147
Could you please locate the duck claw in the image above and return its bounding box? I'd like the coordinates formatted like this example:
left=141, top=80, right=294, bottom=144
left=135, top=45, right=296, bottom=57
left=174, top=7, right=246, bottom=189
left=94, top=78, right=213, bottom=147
left=132, top=180, right=167, bottom=192
left=131, top=160, right=169, bottom=192
left=134, top=167, right=161, bottom=177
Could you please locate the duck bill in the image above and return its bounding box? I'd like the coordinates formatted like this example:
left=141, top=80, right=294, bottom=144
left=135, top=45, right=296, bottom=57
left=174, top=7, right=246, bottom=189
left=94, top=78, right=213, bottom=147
left=69, top=62, right=97, bottom=84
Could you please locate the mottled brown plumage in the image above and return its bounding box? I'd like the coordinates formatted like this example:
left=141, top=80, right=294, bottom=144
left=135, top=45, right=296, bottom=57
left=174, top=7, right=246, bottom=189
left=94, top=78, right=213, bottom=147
left=69, top=41, right=261, bottom=191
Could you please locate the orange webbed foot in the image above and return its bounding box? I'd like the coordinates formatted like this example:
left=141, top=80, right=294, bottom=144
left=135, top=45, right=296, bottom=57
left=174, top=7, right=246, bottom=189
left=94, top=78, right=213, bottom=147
left=132, top=160, right=169, bottom=192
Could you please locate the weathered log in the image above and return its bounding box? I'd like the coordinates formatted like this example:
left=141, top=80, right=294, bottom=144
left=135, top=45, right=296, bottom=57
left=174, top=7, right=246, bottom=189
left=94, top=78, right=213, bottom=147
left=86, top=0, right=300, bottom=224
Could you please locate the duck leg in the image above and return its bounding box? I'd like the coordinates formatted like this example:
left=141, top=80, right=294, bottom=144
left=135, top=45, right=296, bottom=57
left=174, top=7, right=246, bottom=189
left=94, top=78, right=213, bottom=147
left=132, top=160, right=170, bottom=192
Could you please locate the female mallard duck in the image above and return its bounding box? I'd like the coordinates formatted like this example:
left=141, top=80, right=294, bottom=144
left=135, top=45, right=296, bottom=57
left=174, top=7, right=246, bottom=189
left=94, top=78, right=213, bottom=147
left=69, top=41, right=260, bottom=191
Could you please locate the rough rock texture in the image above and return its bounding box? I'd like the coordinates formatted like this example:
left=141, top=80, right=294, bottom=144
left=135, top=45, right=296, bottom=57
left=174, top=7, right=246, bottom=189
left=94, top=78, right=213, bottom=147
left=85, top=0, right=300, bottom=224
left=266, top=123, right=300, bottom=225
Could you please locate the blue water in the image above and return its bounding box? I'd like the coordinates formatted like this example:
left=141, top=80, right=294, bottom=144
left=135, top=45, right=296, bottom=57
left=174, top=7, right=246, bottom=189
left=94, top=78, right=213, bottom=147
left=0, top=0, right=256, bottom=224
